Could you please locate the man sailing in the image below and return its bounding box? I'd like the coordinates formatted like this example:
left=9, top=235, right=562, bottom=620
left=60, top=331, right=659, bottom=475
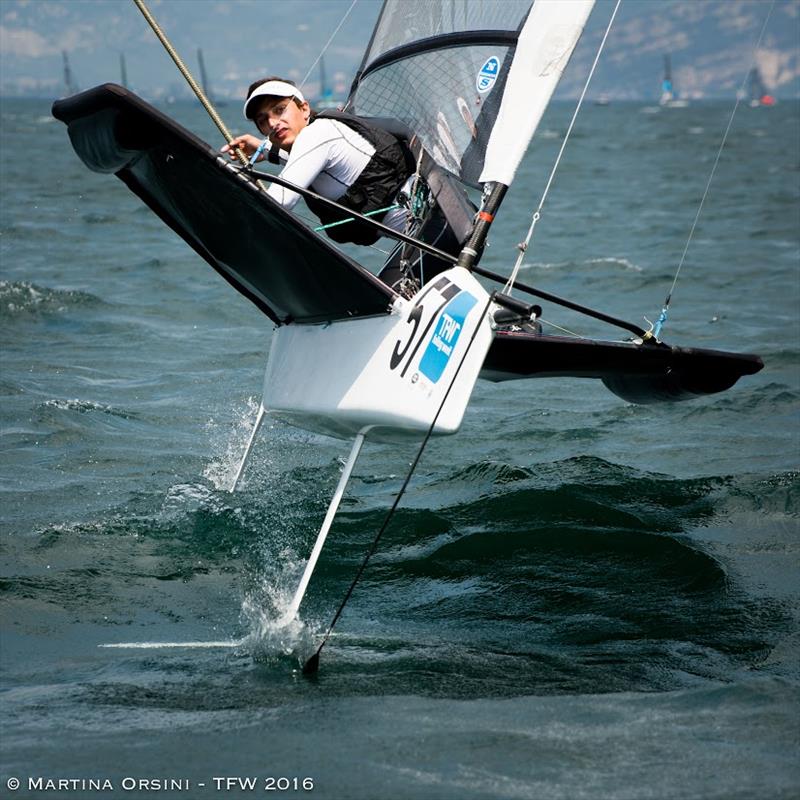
left=223, top=77, right=415, bottom=246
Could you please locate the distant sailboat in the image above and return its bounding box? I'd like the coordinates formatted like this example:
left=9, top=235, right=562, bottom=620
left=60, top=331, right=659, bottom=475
left=62, top=51, right=79, bottom=97
left=120, top=53, right=129, bottom=90
left=747, top=66, right=775, bottom=107
left=315, top=56, right=340, bottom=110
left=197, top=48, right=226, bottom=106
left=659, top=54, right=688, bottom=108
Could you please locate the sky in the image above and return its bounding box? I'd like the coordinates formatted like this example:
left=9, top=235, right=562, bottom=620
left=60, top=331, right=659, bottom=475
left=0, top=0, right=798, bottom=101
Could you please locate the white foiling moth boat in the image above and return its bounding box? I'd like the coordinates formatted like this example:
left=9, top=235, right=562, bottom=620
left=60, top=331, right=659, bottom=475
left=53, top=1, right=762, bottom=666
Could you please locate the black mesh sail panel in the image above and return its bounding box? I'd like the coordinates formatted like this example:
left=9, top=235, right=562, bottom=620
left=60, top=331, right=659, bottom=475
left=361, top=0, right=532, bottom=58
left=349, top=0, right=532, bottom=187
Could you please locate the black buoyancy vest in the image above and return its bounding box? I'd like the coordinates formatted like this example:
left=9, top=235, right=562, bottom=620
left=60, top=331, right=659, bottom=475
left=302, top=111, right=415, bottom=246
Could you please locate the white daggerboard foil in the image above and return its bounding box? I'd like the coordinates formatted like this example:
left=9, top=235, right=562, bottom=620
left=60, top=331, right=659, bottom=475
left=262, top=267, right=493, bottom=442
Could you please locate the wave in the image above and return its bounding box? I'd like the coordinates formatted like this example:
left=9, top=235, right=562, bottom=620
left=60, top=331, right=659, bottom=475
left=714, top=469, right=799, bottom=518
left=683, top=382, right=799, bottom=417
left=0, top=280, right=103, bottom=316
left=10, top=454, right=794, bottom=692
left=25, top=459, right=794, bottom=564
left=515, top=260, right=571, bottom=273
left=446, top=459, right=536, bottom=486
left=40, top=398, right=137, bottom=420
left=583, top=256, right=643, bottom=272
left=82, top=212, right=119, bottom=225
left=0, top=378, right=24, bottom=396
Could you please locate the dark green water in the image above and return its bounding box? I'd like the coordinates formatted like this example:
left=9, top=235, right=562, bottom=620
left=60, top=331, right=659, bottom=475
left=1, top=96, right=798, bottom=799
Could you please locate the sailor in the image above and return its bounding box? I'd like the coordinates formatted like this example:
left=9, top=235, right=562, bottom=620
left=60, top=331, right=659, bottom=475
left=222, top=77, right=415, bottom=246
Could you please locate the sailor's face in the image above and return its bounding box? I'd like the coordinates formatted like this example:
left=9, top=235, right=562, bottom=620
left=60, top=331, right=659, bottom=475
left=253, top=97, right=310, bottom=150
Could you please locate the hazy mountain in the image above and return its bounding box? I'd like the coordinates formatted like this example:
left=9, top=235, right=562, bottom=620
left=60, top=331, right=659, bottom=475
left=568, top=0, right=800, bottom=101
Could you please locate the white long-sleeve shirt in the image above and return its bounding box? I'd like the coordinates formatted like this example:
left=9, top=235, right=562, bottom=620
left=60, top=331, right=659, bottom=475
left=266, top=118, right=411, bottom=234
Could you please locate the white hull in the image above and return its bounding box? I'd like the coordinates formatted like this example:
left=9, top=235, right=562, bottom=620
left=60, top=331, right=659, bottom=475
left=262, top=267, right=494, bottom=442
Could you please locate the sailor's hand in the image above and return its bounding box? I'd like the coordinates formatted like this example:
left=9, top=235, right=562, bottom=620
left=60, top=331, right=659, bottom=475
left=221, top=134, right=264, bottom=161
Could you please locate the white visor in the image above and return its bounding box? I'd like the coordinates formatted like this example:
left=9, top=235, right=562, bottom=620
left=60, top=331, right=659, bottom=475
left=243, top=81, right=305, bottom=120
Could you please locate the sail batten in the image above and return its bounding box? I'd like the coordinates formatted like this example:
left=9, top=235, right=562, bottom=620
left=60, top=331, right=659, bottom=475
left=359, top=31, right=519, bottom=79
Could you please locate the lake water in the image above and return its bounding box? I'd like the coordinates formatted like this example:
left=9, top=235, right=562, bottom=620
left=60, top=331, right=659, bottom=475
left=1, top=95, right=799, bottom=799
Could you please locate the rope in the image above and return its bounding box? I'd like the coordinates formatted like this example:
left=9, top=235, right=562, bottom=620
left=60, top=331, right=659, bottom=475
left=652, top=0, right=776, bottom=339
left=313, top=203, right=399, bottom=232
left=296, top=210, right=392, bottom=256
left=132, top=0, right=248, bottom=166
left=504, top=0, right=621, bottom=295
left=300, top=0, right=359, bottom=89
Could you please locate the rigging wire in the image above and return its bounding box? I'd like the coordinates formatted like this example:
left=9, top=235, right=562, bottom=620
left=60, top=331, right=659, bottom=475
left=300, top=0, right=359, bottom=90
left=651, top=0, right=776, bottom=339
left=504, top=0, right=621, bottom=296
left=539, top=318, right=585, bottom=339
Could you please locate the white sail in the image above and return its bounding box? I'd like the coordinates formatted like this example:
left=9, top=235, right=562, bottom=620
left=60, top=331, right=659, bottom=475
left=480, top=0, right=595, bottom=185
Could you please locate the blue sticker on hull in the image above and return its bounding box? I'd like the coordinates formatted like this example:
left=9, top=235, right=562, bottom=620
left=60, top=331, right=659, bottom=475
left=418, top=291, right=478, bottom=384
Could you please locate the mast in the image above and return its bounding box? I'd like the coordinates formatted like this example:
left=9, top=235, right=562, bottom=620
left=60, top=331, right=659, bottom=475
left=748, top=65, right=775, bottom=106
left=661, top=54, right=674, bottom=104
left=197, top=48, right=211, bottom=101
left=62, top=51, right=78, bottom=96
left=120, top=53, right=128, bottom=90
left=455, top=183, right=507, bottom=270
